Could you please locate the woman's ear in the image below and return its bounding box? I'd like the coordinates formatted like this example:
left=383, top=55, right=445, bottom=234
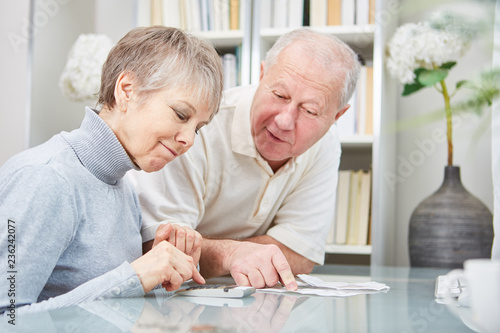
left=114, top=72, right=134, bottom=112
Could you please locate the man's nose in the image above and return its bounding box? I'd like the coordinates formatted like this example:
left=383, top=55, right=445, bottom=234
left=274, top=105, right=297, bottom=131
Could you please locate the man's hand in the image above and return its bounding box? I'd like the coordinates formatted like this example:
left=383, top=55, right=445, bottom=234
left=247, top=235, right=315, bottom=275
left=200, top=239, right=298, bottom=291
left=151, top=223, right=202, bottom=266
left=227, top=242, right=298, bottom=291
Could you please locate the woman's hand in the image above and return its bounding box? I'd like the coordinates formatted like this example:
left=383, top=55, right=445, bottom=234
left=131, top=240, right=205, bottom=293
left=152, top=223, right=202, bottom=266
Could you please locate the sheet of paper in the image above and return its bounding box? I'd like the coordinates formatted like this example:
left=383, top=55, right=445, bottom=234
left=258, top=274, right=390, bottom=297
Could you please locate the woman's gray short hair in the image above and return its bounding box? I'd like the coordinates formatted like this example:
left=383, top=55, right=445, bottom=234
left=265, top=28, right=360, bottom=109
left=99, top=26, right=223, bottom=116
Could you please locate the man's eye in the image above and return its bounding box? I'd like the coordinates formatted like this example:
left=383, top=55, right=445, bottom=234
left=305, top=109, right=318, bottom=116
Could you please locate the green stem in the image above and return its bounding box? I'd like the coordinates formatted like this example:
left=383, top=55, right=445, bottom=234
left=439, top=79, right=453, bottom=166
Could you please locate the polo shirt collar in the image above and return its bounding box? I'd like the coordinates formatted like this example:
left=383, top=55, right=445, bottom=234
left=231, top=86, right=257, bottom=158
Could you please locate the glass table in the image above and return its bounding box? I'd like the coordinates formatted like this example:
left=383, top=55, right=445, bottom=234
left=2, top=265, right=477, bottom=332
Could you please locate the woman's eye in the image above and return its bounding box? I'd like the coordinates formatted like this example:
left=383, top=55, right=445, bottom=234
left=175, top=110, right=187, bottom=121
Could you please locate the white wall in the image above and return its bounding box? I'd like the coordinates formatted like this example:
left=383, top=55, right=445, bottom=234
left=0, top=0, right=136, bottom=166
left=30, top=0, right=95, bottom=147
left=393, top=0, right=495, bottom=266
left=491, top=0, right=500, bottom=259
left=30, top=0, right=136, bottom=148
left=0, top=1, right=31, bottom=165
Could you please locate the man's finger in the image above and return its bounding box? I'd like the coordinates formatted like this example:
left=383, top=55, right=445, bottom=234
left=232, top=272, right=251, bottom=287
left=175, top=227, right=187, bottom=253
left=247, top=268, right=267, bottom=289
left=271, top=253, right=297, bottom=291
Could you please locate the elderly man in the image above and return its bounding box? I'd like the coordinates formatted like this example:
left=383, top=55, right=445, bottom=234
left=128, top=28, right=360, bottom=290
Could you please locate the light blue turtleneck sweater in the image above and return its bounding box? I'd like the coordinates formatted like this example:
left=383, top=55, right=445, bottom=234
left=0, top=108, right=145, bottom=314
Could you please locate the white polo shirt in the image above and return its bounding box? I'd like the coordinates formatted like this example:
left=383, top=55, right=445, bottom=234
left=128, top=85, right=342, bottom=264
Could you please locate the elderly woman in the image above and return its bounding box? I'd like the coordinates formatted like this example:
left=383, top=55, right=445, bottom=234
left=0, top=26, right=223, bottom=313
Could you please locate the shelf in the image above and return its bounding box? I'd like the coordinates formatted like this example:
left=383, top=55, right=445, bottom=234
left=194, top=30, right=244, bottom=49
left=340, top=135, right=373, bottom=148
left=325, top=244, right=372, bottom=255
left=260, top=25, right=375, bottom=58
left=196, top=25, right=375, bottom=56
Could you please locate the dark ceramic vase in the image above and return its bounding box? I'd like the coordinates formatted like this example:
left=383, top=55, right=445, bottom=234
left=409, top=166, right=493, bottom=268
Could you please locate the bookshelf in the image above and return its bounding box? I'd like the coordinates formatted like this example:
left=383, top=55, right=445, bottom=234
left=325, top=244, right=372, bottom=255
left=138, top=0, right=398, bottom=266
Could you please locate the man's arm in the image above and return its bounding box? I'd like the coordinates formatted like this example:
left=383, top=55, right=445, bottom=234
left=199, top=238, right=298, bottom=291
left=245, top=235, right=315, bottom=275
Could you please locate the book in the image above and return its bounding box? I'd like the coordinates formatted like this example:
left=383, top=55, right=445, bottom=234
left=356, top=0, right=370, bottom=26
left=221, top=0, right=230, bottom=31
left=230, top=0, right=239, bottom=30
left=341, top=0, right=355, bottom=26
left=260, top=0, right=272, bottom=28
left=356, top=66, right=367, bottom=135
left=346, top=170, right=362, bottom=245
left=364, top=65, right=374, bottom=135
left=212, top=0, right=230, bottom=31
left=150, top=0, right=163, bottom=25
left=162, top=0, right=181, bottom=28
left=199, top=0, right=209, bottom=31
left=213, top=0, right=222, bottom=31
left=310, top=0, right=327, bottom=27
left=327, top=0, right=341, bottom=26
left=207, top=0, right=215, bottom=30
left=222, top=53, right=238, bottom=89
left=273, top=0, right=288, bottom=28
left=179, top=0, right=187, bottom=29
left=369, top=0, right=376, bottom=24
left=185, top=0, right=202, bottom=31
left=334, top=170, right=352, bottom=245
left=288, top=0, right=304, bottom=28
left=356, top=170, right=372, bottom=245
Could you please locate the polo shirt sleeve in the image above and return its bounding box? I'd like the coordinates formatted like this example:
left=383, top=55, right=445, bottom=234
left=266, top=128, right=342, bottom=265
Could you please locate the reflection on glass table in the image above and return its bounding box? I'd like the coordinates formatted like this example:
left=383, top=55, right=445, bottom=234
left=1, top=265, right=478, bottom=332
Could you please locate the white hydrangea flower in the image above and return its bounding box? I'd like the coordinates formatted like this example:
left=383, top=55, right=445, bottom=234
left=386, top=21, right=470, bottom=85
left=59, top=34, right=115, bottom=102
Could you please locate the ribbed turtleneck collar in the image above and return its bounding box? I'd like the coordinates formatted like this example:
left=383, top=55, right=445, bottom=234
left=61, top=107, right=139, bottom=185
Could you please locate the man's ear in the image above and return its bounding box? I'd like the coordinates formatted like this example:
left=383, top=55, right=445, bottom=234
left=114, top=71, right=134, bottom=112
left=260, top=61, right=265, bottom=81
left=335, top=104, right=351, bottom=122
